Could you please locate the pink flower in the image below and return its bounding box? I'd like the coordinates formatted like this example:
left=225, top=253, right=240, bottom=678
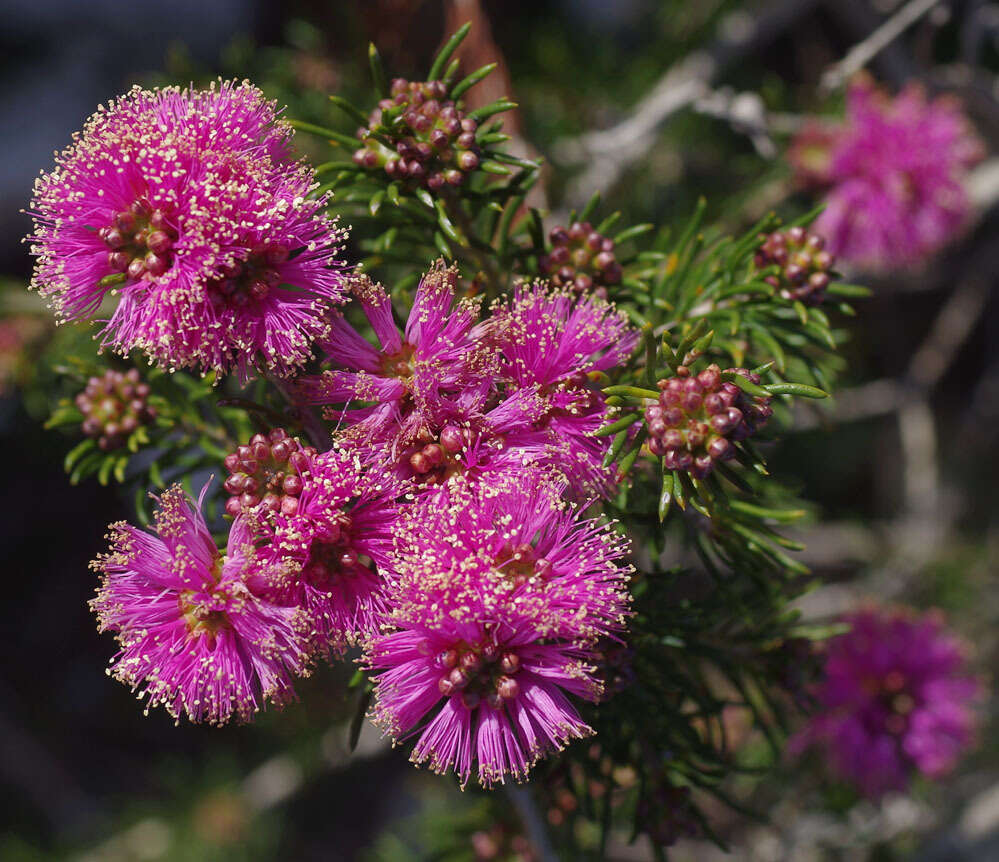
left=489, top=283, right=638, bottom=495
left=252, top=448, right=403, bottom=654
left=90, top=485, right=312, bottom=725
left=365, top=475, right=632, bottom=787
left=791, top=607, right=980, bottom=798
left=28, top=80, right=346, bottom=378
left=793, top=77, right=983, bottom=269
left=299, top=262, right=494, bottom=448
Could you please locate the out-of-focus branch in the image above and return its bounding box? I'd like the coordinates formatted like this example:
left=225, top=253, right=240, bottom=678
left=820, top=0, right=943, bottom=93
left=551, top=0, right=824, bottom=207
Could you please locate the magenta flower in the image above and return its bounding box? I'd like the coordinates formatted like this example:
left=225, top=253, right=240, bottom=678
left=90, top=485, right=312, bottom=725
left=28, top=80, right=347, bottom=378
left=299, top=261, right=494, bottom=447
left=365, top=476, right=632, bottom=787
left=792, top=607, right=980, bottom=798
left=253, top=448, right=402, bottom=654
left=794, top=77, right=982, bottom=269
left=390, top=476, right=633, bottom=643
left=489, top=283, right=638, bottom=495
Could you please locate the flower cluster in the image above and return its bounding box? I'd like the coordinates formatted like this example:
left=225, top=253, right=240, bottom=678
left=27, top=81, right=347, bottom=378
left=790, top=77, right=982, bottom=269
left=538, top=222, right=623, bottom=297
left=88, top=261, right=637, bottom=787
left=76, top=368, right=156, bottom=451
left=91, top=445, right=402, bottom=723
left=301, top=262, right=638, bottom=498
left=352, top=78, right=483, bottom=189
left=754, top=226, right=835, bottom=305
left=792, top=607, right=979, bottom=798
left=644, top=364, right=772, bottom=478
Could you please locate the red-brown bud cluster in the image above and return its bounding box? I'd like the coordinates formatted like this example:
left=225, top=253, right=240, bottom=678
left=76, top=368, right=155, bottom=451
left=755, top=226, right=834, bottom=305
left=352, top=78, right=481, bottom=190
left=645, top=364, right=772, bottom=478
left=539, top=222, right=622, bottom=296
left=402, top=422, right=471, bottom=485
left=222, top=428, right=316, bottom=517
left=99, top=199, right=176, bottom=282
left=435, top=641, right=523, bottom=712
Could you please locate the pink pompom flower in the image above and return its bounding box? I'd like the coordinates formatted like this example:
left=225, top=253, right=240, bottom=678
left=27, top=80, right=347, bottom=378
left=299, top=261, right=495, bottom=448
left=90, top=485, right=312, bottom=725
left=365, top=475, right=632, bottom=787
left=489, top=283, right=638, bottom=495
left=252, top=447, right=403, bottom=655
left=791, top=607, right=980, bottom=798
left=792, top=77, right=982, bottom=269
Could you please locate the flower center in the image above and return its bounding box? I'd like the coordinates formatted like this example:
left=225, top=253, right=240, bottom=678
left=178, top=589, right=230, bottom=645
left=100, top=200, right=177, bottom=281
left=302, top=522, right=373, bottom=590
left=206, top=244, right=289, bottom=308
left=379, top=342, right=416, bottom=383
left=402, top=422, right=470, bottom=485
left=435, top=642, right=523, bottom=710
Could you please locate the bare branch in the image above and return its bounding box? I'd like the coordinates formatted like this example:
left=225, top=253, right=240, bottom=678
left=820, top=0, right=944, bottom=93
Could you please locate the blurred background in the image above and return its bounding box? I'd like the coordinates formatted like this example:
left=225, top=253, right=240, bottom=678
left=2, top=0, right=998, bottom=859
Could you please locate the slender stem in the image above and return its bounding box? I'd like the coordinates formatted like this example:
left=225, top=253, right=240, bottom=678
left=503, top=784, right=560, bottom=862
left=443, top=194, right=505, bottom=297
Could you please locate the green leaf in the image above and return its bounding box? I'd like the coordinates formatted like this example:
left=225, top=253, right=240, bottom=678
left=722, top=371, right=770, bottom=398
left=596, top=211, right=623, bottom=235
left=97, top=454, right=116, bottom=486
left=467, top=99, right=517, bottom=122
left=113, top=454, right=129, bottom=484
left=45, top=403, right=83, bottom=429
left=481, top=151, right=541, bottom=170
left=603, top=428, right=631, bottom=468
left=328, top=95, right=370, bottom=128
left=64, top=438, right=96, bottom=472
left=450, top=62, right=497, bottom=99
left=613, top=223, right=654, bottom=244
left=826, top=282, right=872, bottom=298
left=411, top=189, right=433, bottom=211
left=291, top=121, right=360, bottom=150
left=442, top=57, right=461, bottom=88
left=348, top=684, right=374, bottom=752
left=579, top=191, right=601, bottom=223
left=659, top=471, right=674, bottom=521
left=479, top=159, right=512, bottom=175
left=434, top=200, right=465, bottom=245
left=602, top=385, right=659, bottom=400
left=368, top=189, right=384, bottom=217
left=368, top=42, right=388, bottom=96
left=149, top=459, right=166, bottom=489
left=433, top=231, right=453, bottom=260
left=428, top=22, right=471, bottom=81
left=595, top=412, right=639, bottom=437
left=764, top=382, right=828, bottom=399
